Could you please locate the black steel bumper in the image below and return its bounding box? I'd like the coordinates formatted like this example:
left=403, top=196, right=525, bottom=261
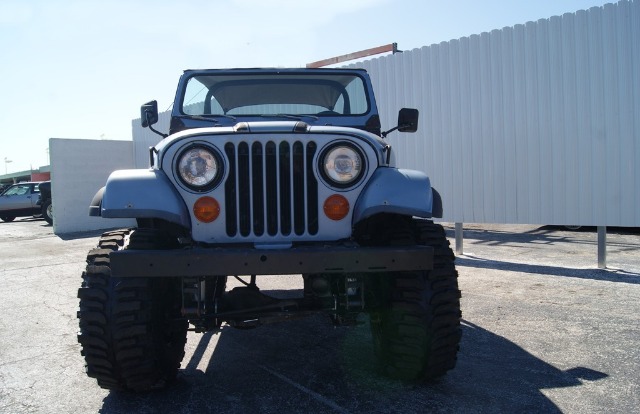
left=109, top=245, right=433, bottom=278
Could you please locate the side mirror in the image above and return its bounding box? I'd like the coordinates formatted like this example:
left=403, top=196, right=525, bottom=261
left=397, top=108, right=419, bottom=133
left=141, top=100, right=159, bottom=128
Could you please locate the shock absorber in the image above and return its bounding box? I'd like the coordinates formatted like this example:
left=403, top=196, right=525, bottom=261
left=331, top=275, right=365, bottom=326
left=182, top=277, right=205, bottom=317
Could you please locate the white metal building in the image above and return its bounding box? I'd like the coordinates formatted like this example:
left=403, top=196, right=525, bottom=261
left=356, top=0, right=639, bottom=228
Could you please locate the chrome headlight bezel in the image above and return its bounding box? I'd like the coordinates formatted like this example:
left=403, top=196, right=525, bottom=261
left=175, top=144, right=224, bottom=192
left=318, top=142, right=367, bottom=189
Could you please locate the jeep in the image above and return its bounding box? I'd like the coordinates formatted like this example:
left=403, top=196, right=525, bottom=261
left=78, top=68, right=461, bottom=391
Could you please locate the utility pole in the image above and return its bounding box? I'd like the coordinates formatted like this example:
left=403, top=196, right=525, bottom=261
left=4, top=157, right=12, bottom=174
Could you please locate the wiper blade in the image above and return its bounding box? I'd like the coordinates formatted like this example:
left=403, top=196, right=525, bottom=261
left=260, top=114, right=319, bottom=120
left=176, top=114, right=237, bottom=122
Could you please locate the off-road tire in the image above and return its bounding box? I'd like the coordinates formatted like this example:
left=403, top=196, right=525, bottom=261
left=77, top=229, right=187, bottom=391
left=369, top=218, right=461, bottom=381
left=42, top=200, right=53, bottom=225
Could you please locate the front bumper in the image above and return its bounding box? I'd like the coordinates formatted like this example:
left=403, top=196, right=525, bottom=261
left=109, top=244, right=433, bottom=278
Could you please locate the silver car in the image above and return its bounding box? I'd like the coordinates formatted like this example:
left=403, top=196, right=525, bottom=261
left=0, top=182, right=42, bottom=222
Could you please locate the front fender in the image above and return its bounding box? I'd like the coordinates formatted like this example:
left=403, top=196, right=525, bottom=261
left=90, top=169, right=190, bottom=228
left=353, top=168, right=436, bottom=222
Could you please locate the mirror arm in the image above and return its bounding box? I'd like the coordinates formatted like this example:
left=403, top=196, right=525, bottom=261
left=146, top=113, right=168, bottom=138
left=382, top=123, right=415, bottom=138
left=381, top=125, right=399, bottom=139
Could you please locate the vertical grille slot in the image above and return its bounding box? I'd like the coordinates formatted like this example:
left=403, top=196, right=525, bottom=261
left=279, top=142, right=291, bottom=236
left=293, top=142, right=305, bottom=235
left=225, top=139, right=318, bottom=238
left=306, top=142, right=318, bottom=235
left=266, top=142, right=278, bottom=235
left=238, top=142, right=251, bottom=236
left=224, top=143, right=237, bottom=237
left=251, top=142, right=265, bottom=236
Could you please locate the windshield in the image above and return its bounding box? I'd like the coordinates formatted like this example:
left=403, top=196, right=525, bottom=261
left=181, top=72, right=370, bottom=117
left=3, top=184, right=37, bottom=196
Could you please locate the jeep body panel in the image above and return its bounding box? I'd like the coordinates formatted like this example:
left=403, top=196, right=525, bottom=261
left=96, top=169, right=190, bottom=228
left=153, top=123, right=390, bottom=168
left=90, top=122, right=428, bottom=243
left=353, top=168, right=436, bottom=222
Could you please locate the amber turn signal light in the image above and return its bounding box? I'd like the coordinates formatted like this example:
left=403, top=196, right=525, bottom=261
left=323, top=194, right=350, bottom=221
left=193, top=196, right=220, bottom=223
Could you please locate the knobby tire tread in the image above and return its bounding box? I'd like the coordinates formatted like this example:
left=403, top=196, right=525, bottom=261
left=77, top=228, right=187, bottom=392
left=372, top=218, right=462, bottom=381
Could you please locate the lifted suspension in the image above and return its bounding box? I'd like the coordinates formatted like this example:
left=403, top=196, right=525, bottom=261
left=183, top=274, right=368, bottom=332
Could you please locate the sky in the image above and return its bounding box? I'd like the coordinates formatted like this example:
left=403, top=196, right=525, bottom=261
left=0, top=0, right=616, bottom=174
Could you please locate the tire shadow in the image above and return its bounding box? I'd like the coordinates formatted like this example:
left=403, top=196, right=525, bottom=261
left=99, top=290, right=606, bottom=413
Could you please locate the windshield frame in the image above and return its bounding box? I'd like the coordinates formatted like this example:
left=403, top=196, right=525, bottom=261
left=178, top=69, right=372, bottom=118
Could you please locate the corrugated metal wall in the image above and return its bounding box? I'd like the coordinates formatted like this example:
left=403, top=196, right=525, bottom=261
left=352, top=0, right=639, bottom=227
left=133, top=0, right=639, bottom=227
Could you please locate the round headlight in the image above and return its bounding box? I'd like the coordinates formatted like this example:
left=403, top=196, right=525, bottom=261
left=177, top=145, right=222, bottom=191
left=321, top=143, right=365, bottom=188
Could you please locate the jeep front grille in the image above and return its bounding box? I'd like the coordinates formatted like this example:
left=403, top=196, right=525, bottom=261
left=224, top=140, right=319, bottom=238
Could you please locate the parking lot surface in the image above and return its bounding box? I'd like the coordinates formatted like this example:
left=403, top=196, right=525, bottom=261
left=1, top=218, right=639, bottom=413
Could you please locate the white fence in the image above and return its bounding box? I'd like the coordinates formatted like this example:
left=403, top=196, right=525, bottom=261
left=353, top=0, right=639, bottom=227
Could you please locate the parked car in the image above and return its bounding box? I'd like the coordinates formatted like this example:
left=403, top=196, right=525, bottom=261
left=0, top=182, right=42, bottom=222
left=37, top=181, right=53, bottom=225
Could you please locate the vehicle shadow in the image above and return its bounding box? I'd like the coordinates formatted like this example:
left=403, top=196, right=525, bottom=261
left=542, top=225, right=640, bottom=235
left=56, top=229, right=107, bottom=241
left=456, top=256, right=640, bottom=284
left=444, top=224, right=640, bottom=250
left=99, top=293, right=606, bottom=413
left=0, top=216, right=44, bottom=224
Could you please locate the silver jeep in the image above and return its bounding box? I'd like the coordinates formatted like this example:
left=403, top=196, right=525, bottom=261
left=78, top=68, right=461, bottom=392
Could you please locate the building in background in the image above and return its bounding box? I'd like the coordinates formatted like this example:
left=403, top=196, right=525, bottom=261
left=0, top=166, right=51, bottom=186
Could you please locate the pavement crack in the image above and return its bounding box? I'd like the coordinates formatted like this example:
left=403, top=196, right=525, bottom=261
left=1, top=261, right=82, bottom=272
left=259, top=365, right=350, bottom=414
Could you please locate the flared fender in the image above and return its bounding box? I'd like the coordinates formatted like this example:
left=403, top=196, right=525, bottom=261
left=353, top=168, right=441, bottom=222
left=89, top=169, right=190, bottom=228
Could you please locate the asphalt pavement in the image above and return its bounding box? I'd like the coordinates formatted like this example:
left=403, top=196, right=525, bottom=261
left=0, top=218, right=638, bottom=413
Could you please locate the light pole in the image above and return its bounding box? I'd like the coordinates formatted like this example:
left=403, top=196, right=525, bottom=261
left=4, top=157, right=12, bottom=174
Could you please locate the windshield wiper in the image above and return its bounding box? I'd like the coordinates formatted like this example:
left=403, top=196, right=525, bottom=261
left=260, top=114, right=319, bottom=121
left=175, top=114, right=237, bottom=123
